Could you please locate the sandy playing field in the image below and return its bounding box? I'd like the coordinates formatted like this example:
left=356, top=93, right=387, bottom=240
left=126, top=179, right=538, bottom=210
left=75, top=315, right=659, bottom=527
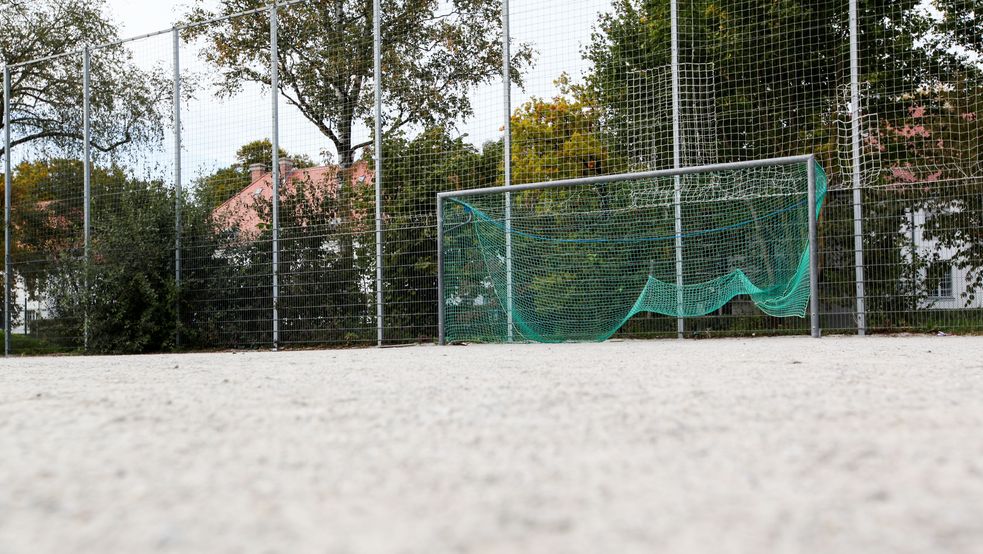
left=1, top=335, right=982, bottom=553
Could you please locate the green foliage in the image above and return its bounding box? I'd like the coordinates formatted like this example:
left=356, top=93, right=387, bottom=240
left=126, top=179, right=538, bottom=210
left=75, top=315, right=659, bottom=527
left=6, top=159, right=129, bottom=293
left=189, top=130, right=502, bottom=346
left=185, top=162, right=377, bottom=346
left=374, top=128, right=502, bottom=341
left=583, top=0, right=983, bottom=327
left=0, top=331, right=66, bottom=356
left=5, top=159, right=221, bottom=354
left=39, top=176, right=214, bottom=354
left=511, top=76, right=627, bottom=184
left=0, top=0, right=171, bottom=158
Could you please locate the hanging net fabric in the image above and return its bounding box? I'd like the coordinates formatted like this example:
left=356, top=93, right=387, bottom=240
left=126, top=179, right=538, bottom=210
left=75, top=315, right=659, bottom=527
left=441, top=160, right=826, bottom=343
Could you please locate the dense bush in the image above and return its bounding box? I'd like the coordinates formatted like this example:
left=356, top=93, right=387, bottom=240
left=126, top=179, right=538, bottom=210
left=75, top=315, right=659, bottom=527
left=31, top=168, right=215, bottom=354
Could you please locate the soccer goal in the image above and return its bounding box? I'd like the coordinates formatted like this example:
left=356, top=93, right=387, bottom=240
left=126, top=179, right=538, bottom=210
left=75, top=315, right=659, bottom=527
left=437, top=155, right=826, bottom=344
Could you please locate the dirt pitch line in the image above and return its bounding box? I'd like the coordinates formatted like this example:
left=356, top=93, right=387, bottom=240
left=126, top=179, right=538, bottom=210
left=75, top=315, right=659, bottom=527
left=2, top=335, right=983, bottom=553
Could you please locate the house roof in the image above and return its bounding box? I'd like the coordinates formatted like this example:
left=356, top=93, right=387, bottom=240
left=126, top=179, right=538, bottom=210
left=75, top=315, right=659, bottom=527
left=211, top=160, right=374, bottom=239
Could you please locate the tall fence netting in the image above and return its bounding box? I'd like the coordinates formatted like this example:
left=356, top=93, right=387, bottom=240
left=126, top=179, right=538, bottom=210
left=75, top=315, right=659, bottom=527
left=2, top=0, right=981, bottom=353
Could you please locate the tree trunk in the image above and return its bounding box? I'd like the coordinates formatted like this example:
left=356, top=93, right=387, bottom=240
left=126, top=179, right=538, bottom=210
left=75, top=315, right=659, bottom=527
left=336, top=119, right=363, bottom=341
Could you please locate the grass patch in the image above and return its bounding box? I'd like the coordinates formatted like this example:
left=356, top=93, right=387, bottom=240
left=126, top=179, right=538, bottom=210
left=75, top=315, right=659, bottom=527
left=1, top=332, right=76, bottom=356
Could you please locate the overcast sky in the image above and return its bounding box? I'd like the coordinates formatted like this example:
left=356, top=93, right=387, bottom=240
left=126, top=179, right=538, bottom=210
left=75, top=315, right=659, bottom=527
left=104, top=0, right=208, bottom=35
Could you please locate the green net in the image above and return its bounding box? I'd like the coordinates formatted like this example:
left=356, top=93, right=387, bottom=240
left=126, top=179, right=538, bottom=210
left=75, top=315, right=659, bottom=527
left=441, top=161, right=827, bottom=343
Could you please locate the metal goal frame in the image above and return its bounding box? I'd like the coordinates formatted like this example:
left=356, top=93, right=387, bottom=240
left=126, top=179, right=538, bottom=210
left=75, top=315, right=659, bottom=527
left=436, top=154, right=822, bottom=344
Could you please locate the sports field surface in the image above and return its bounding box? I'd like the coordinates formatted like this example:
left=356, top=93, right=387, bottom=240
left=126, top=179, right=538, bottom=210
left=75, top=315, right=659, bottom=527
left=2, top=336, right=982, bottom=553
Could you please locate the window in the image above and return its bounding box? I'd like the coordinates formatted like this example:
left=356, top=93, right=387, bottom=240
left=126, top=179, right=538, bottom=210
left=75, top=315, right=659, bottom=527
left=24, top=310, right=37, bottom=334
left=927, top=262, right=954, bottom=298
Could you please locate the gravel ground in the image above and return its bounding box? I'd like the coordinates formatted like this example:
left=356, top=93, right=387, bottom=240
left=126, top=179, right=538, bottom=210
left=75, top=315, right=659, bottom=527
left=2, top=335, right=983, bottom=554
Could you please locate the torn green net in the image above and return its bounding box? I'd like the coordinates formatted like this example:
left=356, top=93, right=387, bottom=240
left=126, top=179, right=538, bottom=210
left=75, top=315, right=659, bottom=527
left=442, top=162, right=826, bottom=343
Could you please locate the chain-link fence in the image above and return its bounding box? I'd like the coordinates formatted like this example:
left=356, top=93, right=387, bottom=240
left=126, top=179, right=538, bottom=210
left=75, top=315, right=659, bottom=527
left=2, top=0, right=981, bottom=354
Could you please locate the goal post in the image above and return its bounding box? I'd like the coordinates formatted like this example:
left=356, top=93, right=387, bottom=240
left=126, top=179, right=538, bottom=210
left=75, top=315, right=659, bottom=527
left=437, top=155, right=824, bottom=344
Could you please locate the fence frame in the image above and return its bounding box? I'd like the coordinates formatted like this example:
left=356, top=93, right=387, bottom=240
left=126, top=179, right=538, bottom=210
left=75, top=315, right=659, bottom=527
left=373, top=0, right=385, bottom=347
left=848, top=0, right=867, bottom=336
left=173, top=28, right=183, bottom=348
left=270, top=4, right=282, bottom=350
left=670, top=0, right=685, bottom=340
left=0, top=0, right=971, bottom=354
left=82, top=47, right=92, bottom=351
left=3, top=67, right=10, bottom=356
left=502, top=0, right=515, bottom=343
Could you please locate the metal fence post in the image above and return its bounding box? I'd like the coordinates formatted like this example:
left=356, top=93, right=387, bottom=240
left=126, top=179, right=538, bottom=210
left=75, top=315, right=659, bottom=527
left=173, top=28, right=183, bottom=348
left=808, top=156, right=821, bottom=338
left=502, top=0, right=514, bottom=343
left=3, top=66, right=11, bottom=357
left=270, top=5, right=281, bottom=351
left=83, top=48, right=92, bottom=351
left=849, top=0, right=867, bottom=335
left=670, top=0, right=684, bottom=339
left=373, top=0, right=384, bottom=347
left=437, top=197, right=445, bottom=345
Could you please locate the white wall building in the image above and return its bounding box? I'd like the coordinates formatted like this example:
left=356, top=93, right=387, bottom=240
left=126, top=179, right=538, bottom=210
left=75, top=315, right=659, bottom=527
left=907, top=208, right=983, bottom=310
left=9, top=276, right=48, bottom=335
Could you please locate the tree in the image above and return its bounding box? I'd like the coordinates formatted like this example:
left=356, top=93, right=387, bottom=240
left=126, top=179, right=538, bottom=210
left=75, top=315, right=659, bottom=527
left=585, top=0, right=850, bottom=163
left=235, top=139, right=314, bottom=169
left=0, top=0, right=171, bottom=159
left=184, top=0, right=532, bottom=172
left=1, top=1, right=176, bottom=352
left=194, top=139, right=314, bottom=209
left=582, top=0, right=983, bottom=330
left=510, top=76, right=625, bottom=185
left=42, top=177, right=216, bottom=353
left=866, top=83, right=983, bottom=314
left=7, top=159, right=128, bottom=293
left=3, top=157, right=218, bottom=352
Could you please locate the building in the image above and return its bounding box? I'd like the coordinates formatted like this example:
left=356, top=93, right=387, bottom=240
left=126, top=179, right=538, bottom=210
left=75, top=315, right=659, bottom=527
left=10, top=276, right=46, bottom=334
left=906, top=208, right=983, bottom=310
left=211, top=158, right=375, bottom=239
